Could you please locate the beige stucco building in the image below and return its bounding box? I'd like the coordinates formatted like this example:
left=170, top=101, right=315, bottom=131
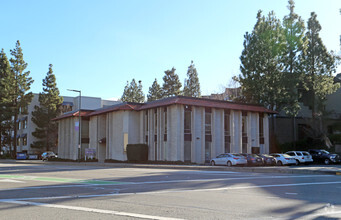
left=55, top=96, right=275, bottom=164
left=11, top=93, right=119, bottom=155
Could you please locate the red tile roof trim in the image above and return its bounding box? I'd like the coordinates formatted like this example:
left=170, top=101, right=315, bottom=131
left=138, top=96, right=276, bottom=114
left=53, top=110, right=94, bottom=121
left=53, top=96, right=276, bottom=121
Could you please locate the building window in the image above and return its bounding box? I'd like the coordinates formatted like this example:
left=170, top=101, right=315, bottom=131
left=205, top=108, right=211, bottom=135
left=184, top=106, right=192, bottom=141
left=224, top=110, right=230, bottom=136
left=23, top=137, right=27, bottom=146
left=184, top=106, right=191, bottom=134
left=242, top=111, right=248, bottom=153
left=23, top=118, right=27, bottom=129
left=259, top=113, right=264, bottom=144
left=154, top=109, right=157, bottom=135
left=242, top=112, right=247, bottom=137
left=154, top=109, right=157, bottom=142
left=224, top=110, right=230, bottom=153
left=164, top=108, right=167, bottom=141
left=145, top=111, right=148, bottom=143
left=20, top=106, right=28, bottom=115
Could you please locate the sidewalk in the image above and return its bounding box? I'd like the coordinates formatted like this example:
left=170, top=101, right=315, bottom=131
left=3, top=159, right=341, bottom=175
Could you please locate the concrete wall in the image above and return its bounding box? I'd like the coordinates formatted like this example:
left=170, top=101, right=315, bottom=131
left=140, top=105, right=269, bottom=164
left=58, top=104, right=270, bottom=164
left=58, top=117, right=78, bottom=160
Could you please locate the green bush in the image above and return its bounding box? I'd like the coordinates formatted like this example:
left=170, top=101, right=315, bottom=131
left=127, top=144, right=148, bottom=162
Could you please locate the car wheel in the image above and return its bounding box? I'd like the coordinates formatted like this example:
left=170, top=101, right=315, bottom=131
left=227, top=161, right=232, bottom=167
left=324, top=159, right=330, bottom=165
left=211, top=161, right=215, bottom=166
left=295, top=160, right=300, bottom=166
left=277, top=161, right=283, bottom=166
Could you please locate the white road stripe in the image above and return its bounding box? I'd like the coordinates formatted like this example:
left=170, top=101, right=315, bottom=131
left=285, top=192, right=298, bottom=195
left=0, top=179, right=23, bottom=183
left=1, top=180, right=341, bottom=202
left=3, top=200, right=185, bottom=220
left=0, top=174, right=334, bottom=191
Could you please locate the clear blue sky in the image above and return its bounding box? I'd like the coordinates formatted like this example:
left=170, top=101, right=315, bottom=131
left=1, top=0, right=340, bottom=100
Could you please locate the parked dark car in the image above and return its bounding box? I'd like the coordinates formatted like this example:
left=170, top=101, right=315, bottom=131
left=41, top=151, right=58, bottom=161
left=258, top=154, right=276, bottom=166
left=308, top=149, right=340, bottom=165
left=240, top=153, right=263, bottom=166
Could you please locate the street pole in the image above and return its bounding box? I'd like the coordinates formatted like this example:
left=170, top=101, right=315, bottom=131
left=68, top=89, right=81, bottom=162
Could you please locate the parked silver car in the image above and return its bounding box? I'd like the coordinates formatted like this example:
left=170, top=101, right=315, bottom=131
left=297, top=151, right=314, bottom=164
left=270, top=153, right=297, bottom=166
left=285, top=151, right=305, bottom=165
left=211, top=153, right=247, bottom=167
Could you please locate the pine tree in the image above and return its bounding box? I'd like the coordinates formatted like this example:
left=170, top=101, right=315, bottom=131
left=136, top=80, right=145, bottom=103
left=147, top=78, right=163, bottom=101
left=301, top=12, right=339, bottom=119
left=282, top=0, right=307, bottom=116
left=238, top=11, right=287, bottom=112
left=121, top=79, right=145, bottom=103
left=31, top=64, right=63, bottom=151
left=162, top=67, right=182, bottom=97
left=183, top=61, right=201, bottom=97
left=0, top=49, right=12, bottom=153
left=4, top=41, right=34, bottom=156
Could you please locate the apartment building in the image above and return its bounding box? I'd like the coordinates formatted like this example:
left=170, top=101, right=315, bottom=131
left=54, top=96, right=275, bottom=164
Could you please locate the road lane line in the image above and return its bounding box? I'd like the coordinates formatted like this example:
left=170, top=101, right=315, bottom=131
left=0, top=174, right=128, bottom=185
left=2, top=200, right=185, bottom=220
left=285, top=192, right=298, bottom=195
left=1, top=180, right=341, bottom=202
left=0, top=174, right=335, bottom=187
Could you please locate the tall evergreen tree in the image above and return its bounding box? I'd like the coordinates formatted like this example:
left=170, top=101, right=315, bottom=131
left=238, top=11, right=287, bottom=112
left=147, top=78, right=163, bottom=101
left=162, top=67, right=182, bottom=97
left=31, top=64, right=63, bottom=151
left=0, top=49, right=12, bottom=153
left=3, top=41, right=34, bottom=156
left=301, top=12, right=339, bottom=118
left=183, top=60, right=201, bottom=97
left=282, top=0, right=307, bottom=116
left=121, top=79, right=145, bottom=103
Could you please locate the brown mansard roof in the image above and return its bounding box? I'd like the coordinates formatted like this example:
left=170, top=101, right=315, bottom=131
left=54, top=96, right=276, bottom=121
left=137, top=96, right=276, bottom=113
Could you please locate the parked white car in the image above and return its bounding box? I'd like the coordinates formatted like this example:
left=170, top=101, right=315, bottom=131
left=211, top=153, right=247, bottom=167
left=298, top=151, right=314, bottom=164
left=285, top=151, right=305, bottom=165
left=270, top=153, right=297, bottom=166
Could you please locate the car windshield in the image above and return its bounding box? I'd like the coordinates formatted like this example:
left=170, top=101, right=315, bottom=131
left=283, top=154, right=291, bottom=158
left=321, top=150, right=330, bottom=154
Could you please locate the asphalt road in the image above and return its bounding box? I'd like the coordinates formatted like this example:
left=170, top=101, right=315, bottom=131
left=0, top=161, right=341, bottom=219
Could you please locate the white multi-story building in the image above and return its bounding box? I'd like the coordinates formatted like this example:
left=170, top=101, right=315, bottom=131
left=14, top=94, right=119, bottom=154
left=54, top=96, right=275, bottom=164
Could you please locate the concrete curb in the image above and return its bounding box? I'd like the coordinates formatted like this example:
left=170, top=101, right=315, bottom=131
left=2, top=159, right=341, bottom=175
